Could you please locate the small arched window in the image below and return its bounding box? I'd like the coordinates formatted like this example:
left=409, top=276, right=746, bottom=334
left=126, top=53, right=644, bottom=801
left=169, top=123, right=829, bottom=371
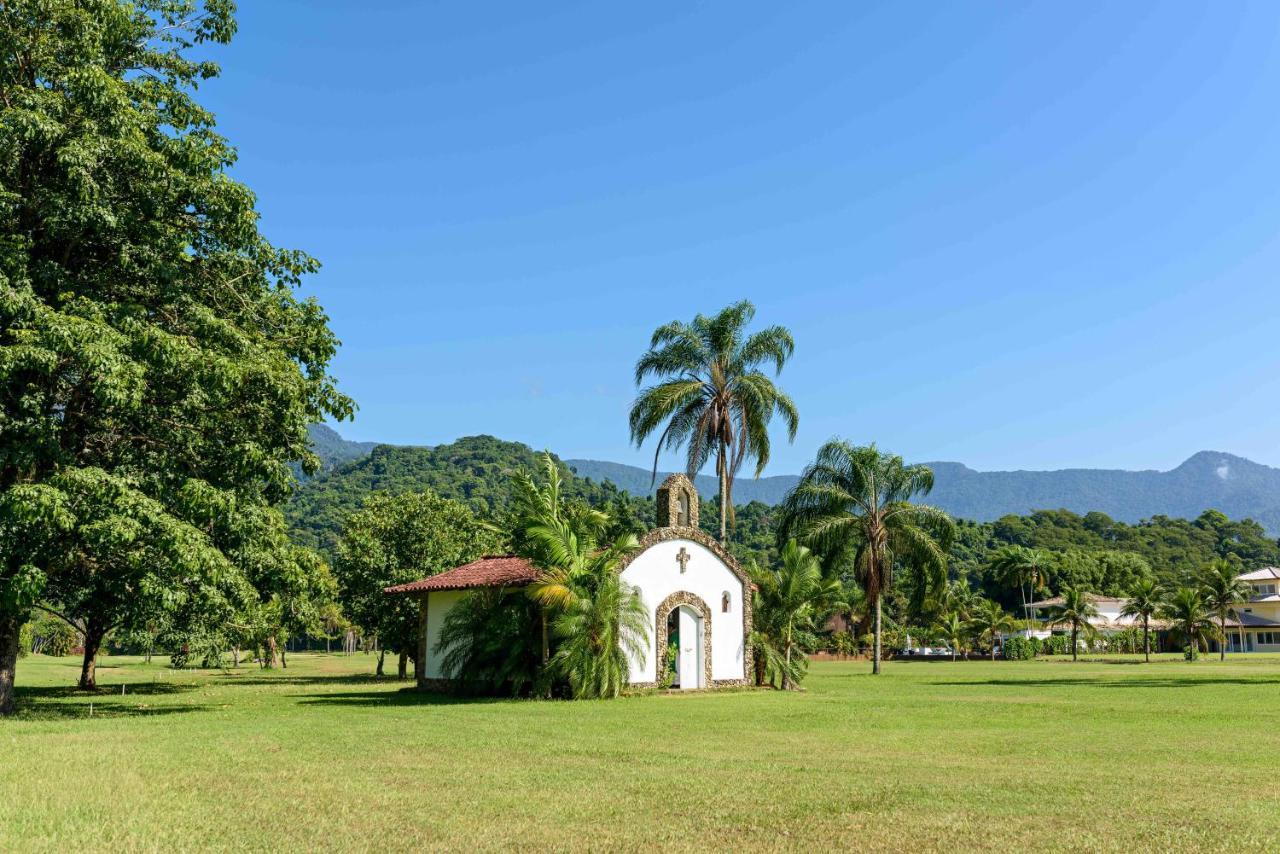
left=722, top=591, right=731, bottom=613
left=677, top=491, right=690, bottom=526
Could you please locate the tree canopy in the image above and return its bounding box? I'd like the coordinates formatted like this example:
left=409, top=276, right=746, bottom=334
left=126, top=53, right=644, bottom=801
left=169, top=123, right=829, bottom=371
left=0, top=1, right=350, bottom=710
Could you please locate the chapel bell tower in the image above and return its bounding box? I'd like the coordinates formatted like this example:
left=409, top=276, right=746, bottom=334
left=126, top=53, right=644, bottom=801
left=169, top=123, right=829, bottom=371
left=656, top=473, right=698, bottom=528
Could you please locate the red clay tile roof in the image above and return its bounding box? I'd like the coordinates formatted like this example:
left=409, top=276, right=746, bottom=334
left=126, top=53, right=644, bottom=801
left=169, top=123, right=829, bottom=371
left=383, top=555, right=540, bottom=595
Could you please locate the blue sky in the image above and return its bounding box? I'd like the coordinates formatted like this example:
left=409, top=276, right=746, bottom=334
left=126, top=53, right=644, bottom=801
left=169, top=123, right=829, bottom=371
left=206, top=2, right=1280, bottom=474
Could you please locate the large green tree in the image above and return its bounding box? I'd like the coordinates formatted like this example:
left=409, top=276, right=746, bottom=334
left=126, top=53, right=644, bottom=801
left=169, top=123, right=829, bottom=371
left=629, top=300, right=798, bottom=542
left=334, top=491, right=501, bottom=679
left=0, top=2, right=351, bottom=711
left=779, top=441, right=955, bottom=675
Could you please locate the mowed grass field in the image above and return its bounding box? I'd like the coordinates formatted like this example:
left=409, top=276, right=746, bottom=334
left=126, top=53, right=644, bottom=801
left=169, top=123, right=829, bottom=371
left=2, top=653, right=1279, bottom=852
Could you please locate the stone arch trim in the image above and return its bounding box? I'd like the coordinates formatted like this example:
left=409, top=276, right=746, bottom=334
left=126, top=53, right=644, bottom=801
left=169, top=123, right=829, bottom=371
left=619, top=527, right=753, bottom=685
left=654, top=591, right=713, bottom=689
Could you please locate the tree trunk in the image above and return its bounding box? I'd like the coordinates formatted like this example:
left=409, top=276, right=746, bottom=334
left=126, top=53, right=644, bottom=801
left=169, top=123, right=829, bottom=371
left=782, top=622, right=793, bottom=690
left=753, top=646, right=766, bottom=686
left=397, top=650, right=408, bottom=680
left=280, top=645, right=288, bottom=669
left=872, top=593, right=882, bottom=675
left=1071, top=624, right=1078, bottom=662
left=376, top=648, right=386, bottom=677
left=718, top=452, right=728, bottom=543
left=263, top=635, right=278, bottom=669
left=232, top=646, right=240, bottom=668
left=1220, top=616, right=1227, bottom=660
left=541, top=610, right=549, bottom=665
left=0, top=612, right=20, bottom=716
left=79, top=616, right=107, bottom=690
left=1143, top=618, right=1150, bottom=663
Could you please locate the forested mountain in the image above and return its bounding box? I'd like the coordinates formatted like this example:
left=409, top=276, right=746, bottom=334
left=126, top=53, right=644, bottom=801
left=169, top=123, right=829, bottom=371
left=286, top=436, right=650, bottom=556
left=287, top=432, right=1280, bottom=603
left=306, top=424, right=380, bottom=472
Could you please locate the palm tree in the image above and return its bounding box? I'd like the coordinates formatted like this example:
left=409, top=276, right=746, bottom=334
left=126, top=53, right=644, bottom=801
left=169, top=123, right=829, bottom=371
left=989, top=545, right=1052, bottom=628
left=1119, top=578, right=1161, bottom=662
left=510, top=452, right=610, bottom=662
left=778, top=441, right=955, bottom=675
left=629, top=300, right=799, bottom=542
left=1159, top=587, right=1221, bottom=655
left=968, top=599, right=1018, bottom=661
left=1198, top=558, right=1250, bottom=660
left=749, top=540, right=841, bottom=689
left=549, top=571, right=650, bottom=700
left=931, top=611, right=968, bottom=661
left=1040, top=587, right=1101, bottom=662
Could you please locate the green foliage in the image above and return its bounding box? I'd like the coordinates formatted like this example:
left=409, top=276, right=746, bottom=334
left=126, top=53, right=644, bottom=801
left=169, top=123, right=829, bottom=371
left=1039, top=634, right=1071, bottom=656
left=658, top=639, right=678, bottom=689
left=334, top=490, right=502, bottom=660
left=1159, top=587, right=1220, bottom=653
left=629, top=300, right=798, bottom=540
left=32, top=615, right=78, bottom=658
left=968, top=600, right=1018, bottom=659
left=1184, top=646, right=1200, bottom=661
left=17, top=621, right=33, bottom=657
left=435, top=588, right=543, bottom=696
left=287, top=436, right=650, bottom=557
left=749, top=541, right=841, bottom=689
left=831, top=631, right=858, bottom=656
left=0, top=1, right=350, bottom=704
left=1001, top=635, right=1040, bottom=660
left=550, top=573, right=650, bottom=699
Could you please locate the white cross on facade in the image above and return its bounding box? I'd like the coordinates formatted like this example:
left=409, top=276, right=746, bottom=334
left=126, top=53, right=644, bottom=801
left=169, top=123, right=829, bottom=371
left=676, top=547, right=690, bottom=573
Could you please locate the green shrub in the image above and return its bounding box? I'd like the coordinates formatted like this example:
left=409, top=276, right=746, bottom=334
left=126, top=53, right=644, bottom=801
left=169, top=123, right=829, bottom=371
left=1040, top=634, right=1071, bottom=656
left=832, top=631, right=857, bottom=656
left=36, top=617, right=78, bottom=657
left=1183, top=645, right=1199, bottom=661
left=1002, top=636, right=1040, bottom=660
left=18, top=621, right=33, bottom=658
left=658, top=640, right=677, bottom=689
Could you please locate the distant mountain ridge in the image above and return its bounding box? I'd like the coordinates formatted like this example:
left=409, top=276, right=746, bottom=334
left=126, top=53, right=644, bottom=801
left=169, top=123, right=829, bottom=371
left=305, top=427, right=1280, bottom=533
left=566, top=451, right=1280, bottom=533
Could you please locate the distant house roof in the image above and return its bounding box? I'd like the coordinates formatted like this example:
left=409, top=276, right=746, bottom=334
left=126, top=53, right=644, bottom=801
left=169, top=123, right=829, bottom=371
left=1237, top=567, right=1280, bottom=582
left=1225, top=610, right=1280, bottom=629
left=384, top=555, right=540, bottom=595
left=1029, top=593, right=1125, bottom=609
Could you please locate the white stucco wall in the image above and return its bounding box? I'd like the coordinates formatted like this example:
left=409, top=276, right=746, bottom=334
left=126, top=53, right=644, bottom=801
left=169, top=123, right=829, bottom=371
left=620, top=537, right=746, bottom=683
left=424, top=589, right=464, bottom=680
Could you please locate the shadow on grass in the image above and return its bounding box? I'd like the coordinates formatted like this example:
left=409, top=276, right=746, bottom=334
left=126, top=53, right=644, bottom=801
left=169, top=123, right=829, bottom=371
left=938, top=676, right=1279, bottom=689
left=297, top=687, right=519, bottom=708
left=208, top=671, right=390, bottom=688
left=12, top=683, right=212, bottom=720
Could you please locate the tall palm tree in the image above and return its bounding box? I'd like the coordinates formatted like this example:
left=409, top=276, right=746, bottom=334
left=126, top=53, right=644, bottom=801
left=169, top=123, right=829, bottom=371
left=629, top=300, right=799, bottom=542
left=778, top=441, right=955, bottom=675
left=749, top=540, right=841, bottom=689
left=1119, top=578, right=1161, bottom=662
left=1040, top=587, right=1101, bottom=662
left=989, top=545, right=1052, bottom=628
left=1159, top=587, right=1220, bottom=655
left=1198, top=558, right=1251, bottom=660
left=931, top=611, right=968, bottom=661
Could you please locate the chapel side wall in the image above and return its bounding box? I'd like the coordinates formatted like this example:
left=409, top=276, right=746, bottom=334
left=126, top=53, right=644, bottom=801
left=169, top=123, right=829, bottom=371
left=620, top=538, right=746, bottom=683
left=424, top=590, right=464, bottom=680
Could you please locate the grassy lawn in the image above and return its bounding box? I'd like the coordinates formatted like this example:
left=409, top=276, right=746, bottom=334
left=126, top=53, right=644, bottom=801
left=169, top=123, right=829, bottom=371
left=2, top=653, right=1278, bottom=852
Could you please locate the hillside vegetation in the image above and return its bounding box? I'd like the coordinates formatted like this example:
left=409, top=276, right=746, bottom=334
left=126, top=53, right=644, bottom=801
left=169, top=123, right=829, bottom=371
left=288, top=434, right=1280, bottom=601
